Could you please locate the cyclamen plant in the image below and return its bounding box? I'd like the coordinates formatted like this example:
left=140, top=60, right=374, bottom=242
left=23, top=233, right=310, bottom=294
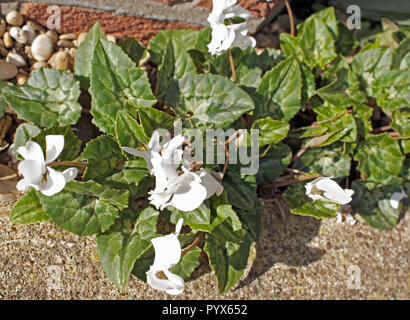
left=0, top=2, right=409, bottom=294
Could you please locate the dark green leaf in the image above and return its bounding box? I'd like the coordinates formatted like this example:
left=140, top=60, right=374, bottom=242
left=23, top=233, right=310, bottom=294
left=148, top=29, right=202, bottom=65
left=354, top=133, right=404, bottom=188
left=204, top=231, right=252, bottom=293
left=3, top=69, right=82, bottom=128
left=291, top=200, right=339, bottom=219
left=298, top=17, right=338, bottom=69
left=90, top=39, right=156, bottom=135
left=256, top=143, right=292, bottom=185
left=169, top=74, right=254, bottom=129
left=115, top=110, right=150, bottom=150
left=391, top=109, right=410, bottom=139
left=251, top=117, right=289, bottom=147
left=75, top=22, right=106, bottom=87
left=157, top=39, right=196, bottom=102
left=138, top=107, right=175, bottom=138
left=171, top=247, right=201, bottom=279
left=10, top=190, right=49, bottom=225
left=80, top=135, right=126, bottom=182
left=293, top=143, right=351, bottom=178
left=39, top=180, right=129, bottom=236
left=255, top=58, right=302, bottom=121
left=351, top=180, right=405, bottom=230
left=118, top=38, right=146, bottom=65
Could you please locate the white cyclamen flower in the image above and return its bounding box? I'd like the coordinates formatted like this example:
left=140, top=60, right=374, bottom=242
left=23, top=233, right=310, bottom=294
left=208, top=22, right=256, bottom=55
left=207, top=0, right=256, bottom=55
left=123, top=131, right=223, bottom=212
left=207, top=0, right=251, bottom=25
left=305, top=177, right=354, bottom=205
left=146, top=219, right=185, bottom=295
left=16, top=135, right=78, bottom=196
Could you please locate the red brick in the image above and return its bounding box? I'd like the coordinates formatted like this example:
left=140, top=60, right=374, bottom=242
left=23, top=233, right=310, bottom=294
left=21, top=2, right=201, bottom=45
left=196, top=0, right=276, bottom=18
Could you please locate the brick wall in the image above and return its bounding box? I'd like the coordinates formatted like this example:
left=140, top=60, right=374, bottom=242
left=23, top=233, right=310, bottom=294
left=1, top=0, right=279, bottom=44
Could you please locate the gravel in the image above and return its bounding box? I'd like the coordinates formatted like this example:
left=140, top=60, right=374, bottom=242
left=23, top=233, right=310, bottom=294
left=0, top=198, right=408, bottom=300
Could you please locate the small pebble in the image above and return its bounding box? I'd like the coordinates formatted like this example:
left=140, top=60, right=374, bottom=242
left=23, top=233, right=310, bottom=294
left=9, top=27, right=28, bottom=44
left=46, top=30, right=58, bottom=44
left=24, top=45, right=33, bottom=59
left=69, top=47, right=77, bottom=58
left=16, top=74, right=28, bottom=86
left=5, top=11, right=24, bottom=27
left=3, top=31, right=13, bottom=48
left=6, top=52, right=27, bottom=67
left=0, top=18, right=6, bottom=37
left=106, top=35, right=116, bottom=43
left=22, top=25, right=37, bottom=45
left=0, top=46, right=7, bottom=57
left=0, top=61, right=18, bottom=80
left=57, top=39, right=74, bottom=48
left=31, top=61, right=49, bottom=70
left=59, top=33, right=77, bottom=40
left=75, top=32, right=88, bottom=47
left=31, top=34, right=54, bottom=61
left=26, top=21, right=46, bottom=33
left=54, top=51, right=73, bottom=70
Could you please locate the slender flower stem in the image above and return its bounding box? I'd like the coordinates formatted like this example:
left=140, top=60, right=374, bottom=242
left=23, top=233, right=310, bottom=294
left=284, top=0, right=295, bottom=36
left=220, top=129, right=243, bottom=180
left=181, top=236, right=201, bottom=257
left=312, top=110, right=352, bottom=127
left=372, top=125, right=392, bottom=134
left=273, top=173, right=322, bottom=188
left=49, top=161, right=88, bottom=168
left=228, top=48, right=237, bottom=84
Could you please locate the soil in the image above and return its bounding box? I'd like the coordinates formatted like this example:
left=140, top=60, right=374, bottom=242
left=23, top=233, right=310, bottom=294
left=0, top=198, right=408, bottom=299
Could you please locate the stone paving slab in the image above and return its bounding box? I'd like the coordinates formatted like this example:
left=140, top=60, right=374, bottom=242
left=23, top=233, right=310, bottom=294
left=0, top=199, right=408, bottom=300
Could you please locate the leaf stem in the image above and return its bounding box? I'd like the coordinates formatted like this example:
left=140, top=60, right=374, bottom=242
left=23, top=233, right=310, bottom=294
left=284, top=0, right=295, bottom=36
left=273, top=173, right=322, bottom=188
left=181, top=236, right=201, bottom=257
left=220, top=129, right=244, bottom=180
left=49, top=161, right=88, bottom=168
left=312, top=110, right=352, bottom=127
left=228, top=48, right=237, bottom=84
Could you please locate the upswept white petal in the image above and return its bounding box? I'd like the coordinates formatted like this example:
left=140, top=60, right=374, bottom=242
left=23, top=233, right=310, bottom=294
left=161, top=135, right=184, bottom=169
left=305, top=177, right=354, bottom=205
left=40, top=167, right=66, bottom=196
left=146, top=219, right=185, bottom=295
left=146, top=266, right=185, bottom=295
left=148, top=130, right=161, bottom=153
left=151, top=151, right=179, bottom=192
left=198, top=169, right=224, bottom=199
left=121, top=147, right=155, bottom=173
left=45, top=135, right=64, bottom=164
left=208, top=23, right=236, bottom=55
left=175, top=218, right=183, bottom=235
left=165, top=181, right=208, bottom=212
left=225, top=4, right=252, bottom=20
left=230, top=22, right=256, bottom=50
left=62, top=167, right=78, bottom=183
left=151, top=234, right=182, bottom=269
left=17, top=141, right=45, bottom=170
left=207, top=0, right=255, bottom=55
left=17, top=159, right=44, bottom=187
